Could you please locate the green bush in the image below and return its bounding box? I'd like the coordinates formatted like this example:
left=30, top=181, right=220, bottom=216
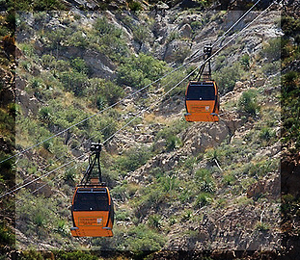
left=55, top=251, right=98, bottom=260
left=166, top=135, right=182, bottom=151
left=259, top=126, right=275, bottom=142
left=41, top=54, right=56, bottom=69
left=161, top=68, right=188, bottom=96
left=194, top=192, right=213, bottom=208
left=90, top=17, right=128, bottom=60
left=20, top=250, right=43, bottom=260
left=67, top=31, right=89, bottom=48
left=214, top=55, right=226, bottom=70
left=71, top=57, right=89, bottom=75
left=261, top=61, right=280, bottom=76
left=247, top=159, right=278, bottom=177
left=133, top=25, right=150, bottom=45
left=44, top=28, right=70, bottom=50
left=0, top=221, right=15, bottom=245
left=213, top=62, right=243, bottom=94
left=128, top=0, right=142, bottom=12
left=195, top=168, right=216, bottom=193
left=117, top=145, right=152, bottom=172
left=238, top=89, right=259, bottom=117
left=126, top=224, right=166, bottom=252
left=39, top=106, right=52, bottom=123
left=255, top=221, right=270, bottom=232
left=60, top=70, right=89, bottom=96
left=190, top=20, right=202, bottom=31
left=116, top=53, right=167, bottom=89
left=240, top=54, right=250, bottom=70
left=147, top=214, right=162, bottom=230
left=89, top=79, right=124, bottom=106
left=261, top=38, right=281, bottom=62
left=222, top=172, right=236, bottom=186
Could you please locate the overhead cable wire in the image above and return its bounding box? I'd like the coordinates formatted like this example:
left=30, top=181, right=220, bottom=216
left=0, top=54, right=206, bottom=165
left=10, top=68, right=195, bottom=208
left=1, top=0, right=282, bottom=199
left=213, top=0, right=262, bottom=47
left=1, top=74, right=183, bottom=199
left=197, top=0, right=281, bottom=73
left=186, top=0, right=262, bottom=62
left=1, top=0, right=268, bottom=165
left=0, top=152, right=90, bottom=199
left=1, top=122, right=114, bottom=198
left=102, top=67, right=200, bottom=146
left=1, top=66, right=197, bottom=200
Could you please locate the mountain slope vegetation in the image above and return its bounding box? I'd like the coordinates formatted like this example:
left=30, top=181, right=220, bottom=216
left=0, top=0, right=299, bottom=259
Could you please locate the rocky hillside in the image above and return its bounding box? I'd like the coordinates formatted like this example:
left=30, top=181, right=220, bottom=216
left=2, top=0, right=298, bottom=259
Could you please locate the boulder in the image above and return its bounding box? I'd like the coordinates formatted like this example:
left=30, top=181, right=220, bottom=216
left=83, top=49, right=116, bottom=79
left=179, top=24, right=193, bottom=38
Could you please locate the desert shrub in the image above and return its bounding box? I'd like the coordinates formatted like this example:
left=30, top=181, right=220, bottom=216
left=262, top=60, right=280, bottom=76
left=133, top=25, right=150, bottom=45
left=282, top=71, right=300, bottom=149
left=147, top=214, right=162, bottom=230
left=195, top=168, right=216, bottom=193
left=91, top=17, right=128, bottom=60
left=247, top=159, right=278, bottom=177
left=161, top=68, right=188, bottom=96
left=44, top=28, right=70, bottom=50
left=238, top=89, right=260, bottom=117
left=19, top=43, right=35, bottom=57
left=133, top=178, right=175, bottom=219
left=116, top=145, right=152, bottom=172
left=156, top=119, right=188, bottom=142
left=39, top=106, right=52, bottom=123
left=89, top=79, right=124, bottom=106
left=60, top=70, right=89, bottom=96
left=128, top=0, right=142, bottom=12
left=116, top=53, right=167, bottom=89
left=55, top=251, right=98, bottom=260
left=20, top=250, right=43, bottom=260
left=214, top=62, right=243, bottom=94
left=260, top=38, right=281, bottom=62
left=282, top=71, right=299, bottom=93
left=67, top=31, right=89, bottom=48
left=222, top=172, right=236, bottom=186
left=33, top=0, right=66, bottom=10
left=166, top=31, right=180, bottom=43
left=281, top=16, right=300, bottom=38
left=64, top=168, right=76, bottom=186
left=190, top=20, right=202, bottom=31
left=259, top=126, right=276, bottom=143
left=93, top=17, right=121, bottom=37
left=214, top=55, right=226, bottom=70
left=166, top=135, right=182, bottom=151
left=179, top=186, right=194, bottom=203
left=41, top=54, right=56, bottom=69
left=115, top=208, right=131, bottom=222
left=158, top=175, right=179, bottom=193
left=0, top=221, right=15, bottom=245
left=194, top=192, right=213, bottom=208
left=240, top=54, right=250, bottom=70
left=126, top=224, right=166, bottom=252
left=173, top=46, right=191, bottom=63
left=255, top=221, right=270, bottom=231
left=55, top=59, right=71, bottom=72
left=71, top=57, right=89, bottom=75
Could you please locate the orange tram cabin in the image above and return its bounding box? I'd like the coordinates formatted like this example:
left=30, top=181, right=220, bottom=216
left=70, top=184, right=114, bottom=237
left=184, top=45, right=220, bottom=122
left=184, top=80, right=219, bottom=122
left=70, top=143, right=114, bottom=237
